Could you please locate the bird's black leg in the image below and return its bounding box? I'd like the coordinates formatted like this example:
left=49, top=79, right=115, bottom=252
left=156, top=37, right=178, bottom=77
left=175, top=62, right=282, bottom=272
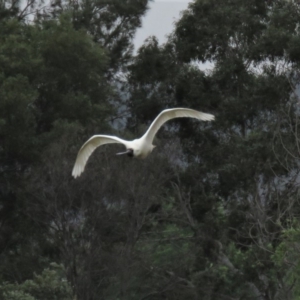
left=127, top=149, right=134, bottom=157
left=116, top=148, right=134, bottom=157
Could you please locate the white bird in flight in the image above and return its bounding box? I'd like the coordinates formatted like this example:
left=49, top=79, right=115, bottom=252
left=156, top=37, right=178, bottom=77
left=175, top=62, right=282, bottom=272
left=72, top=108, right=214, bottom=178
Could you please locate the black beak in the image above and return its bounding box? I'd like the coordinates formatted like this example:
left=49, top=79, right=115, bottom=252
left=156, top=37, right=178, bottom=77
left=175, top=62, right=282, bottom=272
left=116, top=149, right=133, bottom=156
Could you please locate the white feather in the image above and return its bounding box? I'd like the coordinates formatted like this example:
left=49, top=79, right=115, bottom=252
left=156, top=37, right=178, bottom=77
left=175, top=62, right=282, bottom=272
left=142, top=108, right=214, bottom=143
left=72, top=135, right=128, bottom=178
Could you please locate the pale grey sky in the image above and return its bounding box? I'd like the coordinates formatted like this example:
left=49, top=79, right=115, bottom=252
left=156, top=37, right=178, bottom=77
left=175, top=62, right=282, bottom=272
left=133, top=0, right=191, bottom=52
left=133, top=0, right=214, bottom=71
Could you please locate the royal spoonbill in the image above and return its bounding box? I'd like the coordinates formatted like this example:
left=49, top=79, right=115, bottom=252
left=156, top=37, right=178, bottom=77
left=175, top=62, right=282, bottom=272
left=72, top=108, right=214, bottom=178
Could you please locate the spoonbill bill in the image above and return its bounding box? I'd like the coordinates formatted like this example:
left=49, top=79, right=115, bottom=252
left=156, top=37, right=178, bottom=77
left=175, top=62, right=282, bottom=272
left=72, top=108, right=214, bottom=178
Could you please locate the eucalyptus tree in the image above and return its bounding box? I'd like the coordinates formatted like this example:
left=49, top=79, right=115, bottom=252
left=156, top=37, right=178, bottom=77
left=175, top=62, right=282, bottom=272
left=2, top=0, right=300, bottom=298
left=126, top=0, right=300, bottom=298
left=0, top=1, right=149, bottom=290
left=47, top=0, right=150, bottom=74
left=0, top=0, right=153, bottom=298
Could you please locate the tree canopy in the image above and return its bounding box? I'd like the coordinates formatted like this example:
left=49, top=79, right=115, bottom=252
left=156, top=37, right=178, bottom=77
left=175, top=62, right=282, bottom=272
left=1, top=0, right=300, bottom=299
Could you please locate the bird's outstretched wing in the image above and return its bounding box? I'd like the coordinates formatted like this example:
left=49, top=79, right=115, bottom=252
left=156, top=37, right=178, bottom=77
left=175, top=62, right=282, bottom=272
left=72, top=135, right=126, bottom=178
left=143, top=108, right=215, bottom=143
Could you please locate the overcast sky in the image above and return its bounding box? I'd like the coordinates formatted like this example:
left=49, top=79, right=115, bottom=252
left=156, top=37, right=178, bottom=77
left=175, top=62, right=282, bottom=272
left=133, top=0, right=214, bottom=71
left=133, top=0, right=191, bottom=52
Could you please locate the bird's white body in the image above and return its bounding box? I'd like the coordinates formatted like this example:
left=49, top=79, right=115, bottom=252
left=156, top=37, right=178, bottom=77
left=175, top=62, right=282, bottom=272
left=72, top=108, right=214, bottom=178
left=123, top=137, right=154, bottom=159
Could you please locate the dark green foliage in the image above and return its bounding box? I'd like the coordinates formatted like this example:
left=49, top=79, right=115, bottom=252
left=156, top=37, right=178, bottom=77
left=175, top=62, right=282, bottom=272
left=126, top=0, right=300, bottom=299
left=0, top=263, right=72, bottom=300
left=0, top=2, right=116, bottom=292
left=2, top=0, right=300, bottom=299
left=35, top=14, right=111, bottom=131
left=48, top=0, right=149, bottom=73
